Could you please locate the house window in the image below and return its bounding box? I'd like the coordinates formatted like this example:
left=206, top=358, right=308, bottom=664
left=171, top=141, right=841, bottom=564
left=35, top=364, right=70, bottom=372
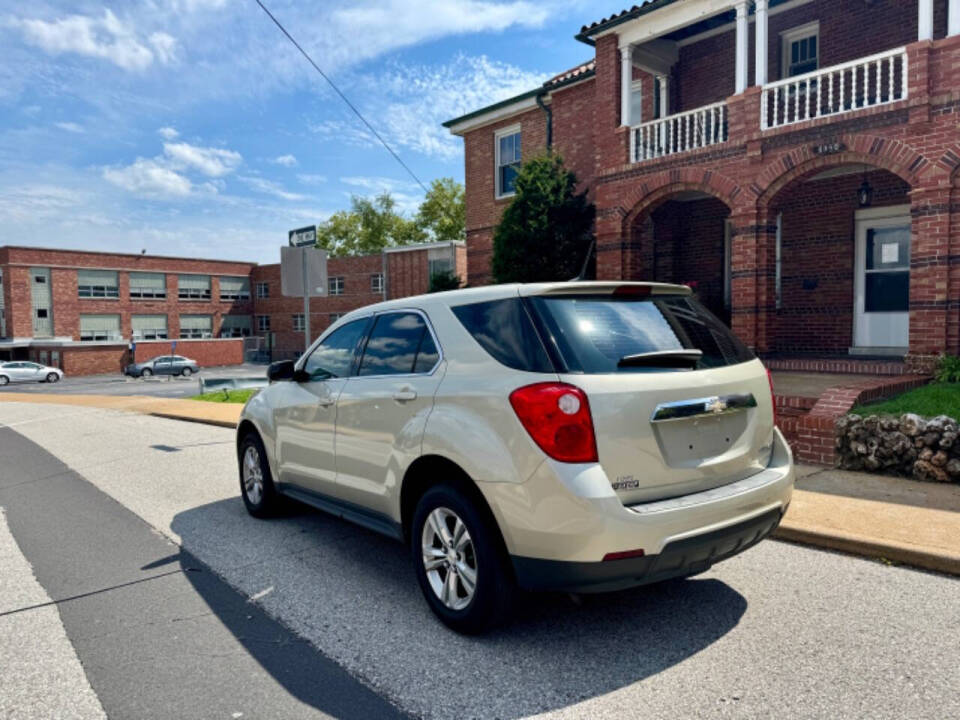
left=77, top=270, right=119, bottom=299
left=79, top=314, right=121, bottom=342
left=371, top=273, right=384, bottom=294
left=255, top=282, right=269, bottom=299
left=329, top=313, right=344, bottom=325
left=219, top=276, right=250, bottom=301
left=178, top=274, right=211, bottom=300
left=220, top=314, right=252, bottom=337
left=180, top=314, right=213, bottom=339
left=132, top=314, right=168, bottom=340
left=428, top=247, right=455, bottom=279
left=257, top=315, right=271, bottom=333
left=329, top=276, right=344, bottom=296
left=292, top=313, right=305, bottom=332
left=495, top=125, right=521, bottom=198
left=129, top=272, right=166, bottom=299
left=781, top=23, right=819, bottom=79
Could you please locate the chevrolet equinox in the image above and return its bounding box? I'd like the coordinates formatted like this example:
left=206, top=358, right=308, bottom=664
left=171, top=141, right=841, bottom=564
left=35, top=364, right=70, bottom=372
left=236, top=282, right=794, bottom=633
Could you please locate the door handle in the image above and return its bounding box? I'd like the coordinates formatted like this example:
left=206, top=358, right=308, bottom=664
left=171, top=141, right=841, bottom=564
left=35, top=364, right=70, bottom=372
left=393, top=388, right=417, bottom=402
left=317, top=397, right=335, bottom=407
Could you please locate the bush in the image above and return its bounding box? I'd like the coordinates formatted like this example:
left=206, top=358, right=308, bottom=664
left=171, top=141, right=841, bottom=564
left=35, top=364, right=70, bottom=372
left=428, top=270, right=461, bottom=293
left=491, top=153, right=595, bottom=283
left=935, top=354, right=960, bottom=383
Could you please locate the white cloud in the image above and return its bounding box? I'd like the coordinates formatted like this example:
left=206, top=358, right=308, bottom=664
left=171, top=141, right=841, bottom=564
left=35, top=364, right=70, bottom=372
left=10, top=10, right=171, bottom=71
left=157, top=126, right=179, bottom=140
left=240, top=176, right=306, bottom=202
left=297, top=173, right=327, bottom=185
left=54, top=121, right=84, bottom=133
left=162, top=141, right=242, bottom=177
left=370, top=55, right=551, bottom=159
left=271, top=154, right=297, bottom=167
left=103, top=158, right=193, bottom=197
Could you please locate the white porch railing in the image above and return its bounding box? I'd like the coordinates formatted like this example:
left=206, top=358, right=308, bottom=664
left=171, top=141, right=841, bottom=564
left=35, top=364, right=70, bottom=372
left=631, top=101, right=728, bottom=163
left=761, top=47, right=908, bottom=130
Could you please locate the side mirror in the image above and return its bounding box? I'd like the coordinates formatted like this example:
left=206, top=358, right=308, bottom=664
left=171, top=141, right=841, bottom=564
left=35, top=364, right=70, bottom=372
left=267, top=360, right=295, bottom=382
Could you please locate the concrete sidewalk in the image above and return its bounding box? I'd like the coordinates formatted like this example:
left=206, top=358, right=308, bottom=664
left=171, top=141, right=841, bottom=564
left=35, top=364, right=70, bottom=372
left=2, top=392, right=958, bottom=577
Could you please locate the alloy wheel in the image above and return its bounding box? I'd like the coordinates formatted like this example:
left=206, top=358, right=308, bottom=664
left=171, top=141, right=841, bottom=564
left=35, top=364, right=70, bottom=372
left=242, top=445, right=264, bottom=505
left=421, top=506, right=478, bottom=611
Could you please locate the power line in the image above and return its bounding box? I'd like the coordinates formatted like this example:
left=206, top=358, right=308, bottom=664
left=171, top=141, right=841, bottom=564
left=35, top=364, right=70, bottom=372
left=253, top=0, right=428, bottom=194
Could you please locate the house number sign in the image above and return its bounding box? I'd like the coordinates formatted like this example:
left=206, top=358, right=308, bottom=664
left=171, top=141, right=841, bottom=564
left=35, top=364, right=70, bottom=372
left=811, top=142, right=846, bottom=156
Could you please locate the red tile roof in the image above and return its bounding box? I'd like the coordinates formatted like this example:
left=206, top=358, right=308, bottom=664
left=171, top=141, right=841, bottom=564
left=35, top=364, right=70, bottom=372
left=544, top=60, right=596, bottom=89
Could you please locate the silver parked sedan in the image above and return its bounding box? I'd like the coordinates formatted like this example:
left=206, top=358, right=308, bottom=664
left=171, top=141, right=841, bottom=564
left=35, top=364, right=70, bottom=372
left=125, top=355, right=200, bottom=378
left=0, top=361, right=64, bottom=386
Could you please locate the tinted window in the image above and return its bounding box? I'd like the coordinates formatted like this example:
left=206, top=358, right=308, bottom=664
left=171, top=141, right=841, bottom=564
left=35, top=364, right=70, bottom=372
left=359, top=313, right=429, bottom=377
left=413, top=330, right=440, bottom=373
left=452, top=298, right=553, bottom=372
left=303, top=318, right=369, bottom=379
left=529, top=294, right=754, bottom=373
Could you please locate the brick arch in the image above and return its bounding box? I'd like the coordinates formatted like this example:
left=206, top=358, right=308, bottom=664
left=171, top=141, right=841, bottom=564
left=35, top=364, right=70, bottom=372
left=619, top=168, right=742, bottom=231
left=754, top=135, right=929, bottom=210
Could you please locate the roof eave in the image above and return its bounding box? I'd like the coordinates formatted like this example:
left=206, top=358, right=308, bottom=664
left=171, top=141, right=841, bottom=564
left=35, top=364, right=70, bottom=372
left=576, top=0, right=682, bottom=44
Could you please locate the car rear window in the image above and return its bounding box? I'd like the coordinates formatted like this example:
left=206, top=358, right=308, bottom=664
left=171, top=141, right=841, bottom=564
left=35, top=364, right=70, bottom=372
left=451, top=298, right=554, bottom=373
left=528, top=294, right=754, bottom=373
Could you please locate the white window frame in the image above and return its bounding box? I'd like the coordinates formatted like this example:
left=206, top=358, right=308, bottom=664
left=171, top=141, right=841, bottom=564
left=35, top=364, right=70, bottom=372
left=220, top=315, right=252, bottom=338
left=177, top=274, right=212, bottom=301
left=780, top=21, right=819, bottom=80
left=219, top=276, right=250, bottom=301
left=292, top=313, right=305, bottom=332
left=179, top=314, right=213, bottom=339
left=494, top=124, right=522, bottom=200
left=131, top=314, right=169, bottom=341
left=329, top=276, right=345, bottom=296
left=257, top=314, right=270, bottom=333
left=78, top=270, right=119, bottom=299
left=371, top=273, right=384, bottom=294
left=129, top=272, right=167, bottom=299
left=255, top=282, right=269, bottom=299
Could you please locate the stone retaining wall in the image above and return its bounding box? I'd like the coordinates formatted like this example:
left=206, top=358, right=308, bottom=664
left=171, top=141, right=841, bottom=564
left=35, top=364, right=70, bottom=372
left=836, top=413, right=960, bottom=483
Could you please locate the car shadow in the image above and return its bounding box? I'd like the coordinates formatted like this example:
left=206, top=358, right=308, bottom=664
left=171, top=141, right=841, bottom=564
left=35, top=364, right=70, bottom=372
left=171, top=497, right=747, bottom=719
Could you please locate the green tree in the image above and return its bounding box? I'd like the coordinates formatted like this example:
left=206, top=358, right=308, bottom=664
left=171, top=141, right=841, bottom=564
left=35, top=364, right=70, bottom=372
left=316, top=192, right=425, bottom=256
left=491, top=153, right=595, bottom=283
left=428, top=269, right=462, bottom=293
left=417, top=177, right=465, bottom=244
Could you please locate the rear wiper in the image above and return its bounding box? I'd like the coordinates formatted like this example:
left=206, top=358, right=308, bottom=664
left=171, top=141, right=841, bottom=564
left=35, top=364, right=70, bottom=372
left=617, top=349, right=703, bottom=368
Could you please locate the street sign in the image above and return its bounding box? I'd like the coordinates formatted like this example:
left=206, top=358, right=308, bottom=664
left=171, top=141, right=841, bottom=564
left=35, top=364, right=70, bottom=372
left=280, top=245, right=328, bottom=353
left=288, top=225, right=317, bottom=248
left=281, top=246, right=328, bottom=297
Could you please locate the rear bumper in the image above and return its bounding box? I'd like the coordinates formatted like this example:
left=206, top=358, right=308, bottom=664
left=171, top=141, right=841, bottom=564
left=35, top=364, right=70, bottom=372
left=478, top=428, right=794, bottom=590
left=511, top=507, right=783, bottom=593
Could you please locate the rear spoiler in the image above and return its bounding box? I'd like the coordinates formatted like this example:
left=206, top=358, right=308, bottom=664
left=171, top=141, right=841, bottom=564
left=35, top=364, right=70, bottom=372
left=518, top=282, right=692, bottom=297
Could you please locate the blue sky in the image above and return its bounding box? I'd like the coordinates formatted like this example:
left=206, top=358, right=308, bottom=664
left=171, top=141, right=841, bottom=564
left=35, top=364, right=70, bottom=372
left=0, top=0, right=599, bottom=264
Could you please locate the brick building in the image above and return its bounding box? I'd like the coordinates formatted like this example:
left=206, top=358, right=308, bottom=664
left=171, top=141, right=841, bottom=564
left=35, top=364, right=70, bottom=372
left=0, top=241, right=465, bottom=375
left=445, top=0, right=960, bottom=371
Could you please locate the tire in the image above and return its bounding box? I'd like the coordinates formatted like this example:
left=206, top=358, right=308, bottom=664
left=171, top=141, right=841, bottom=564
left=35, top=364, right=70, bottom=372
left=45, top=372, right=59, bottom=383
left=0, top=375, right=8, bottom=386
left=141, top=368, right=152, bottom=377
left=238, top=432, right=281, bottom=518
left=411, top=484, right=515, bottom=634
left=180, top=367, right=192, bottom=378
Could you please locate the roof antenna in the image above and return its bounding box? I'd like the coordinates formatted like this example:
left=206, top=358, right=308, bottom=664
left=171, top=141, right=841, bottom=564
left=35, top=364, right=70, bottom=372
left=571, top=238, right=596, bottom=281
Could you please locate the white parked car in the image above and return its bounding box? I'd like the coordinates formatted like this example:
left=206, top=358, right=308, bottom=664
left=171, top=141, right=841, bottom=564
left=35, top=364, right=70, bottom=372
left=237, top=282, right=794, bottom=633
left=0, top=361, right=63, bottom=386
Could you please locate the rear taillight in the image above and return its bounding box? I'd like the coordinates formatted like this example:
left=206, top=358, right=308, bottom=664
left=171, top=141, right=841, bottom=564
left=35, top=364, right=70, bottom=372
left=509, top=383, right=598, bottom=463
left=766, top=366, right=778, bottom=428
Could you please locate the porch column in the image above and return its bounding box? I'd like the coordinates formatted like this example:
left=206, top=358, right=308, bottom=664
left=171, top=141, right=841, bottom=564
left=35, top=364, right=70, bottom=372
left=755, top=0, right=769, bottom=86
left=918, top=0, right=934, bottom=41
left=658, top=75, right=669, bottom=117
left=620, top=45, right=633, bottom=126
left=950, top=0, right=960, bottom=36
left=735, top=1, right=749, bottom=94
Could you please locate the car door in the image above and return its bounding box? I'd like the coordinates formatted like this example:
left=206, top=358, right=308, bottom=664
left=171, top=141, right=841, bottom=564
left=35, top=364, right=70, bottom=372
left=334, top=311, right=444, bottom=517
left=1, top=362, right=25, bottom=382
left=273, top=317, right=371, bottom=499
left=154, top=357, right=173, bottom=375
left=23, top=362, right=45, bottom=382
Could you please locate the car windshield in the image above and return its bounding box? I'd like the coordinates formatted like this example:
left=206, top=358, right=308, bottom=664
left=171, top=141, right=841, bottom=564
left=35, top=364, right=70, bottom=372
left=528, top=293, right=754, bottom=373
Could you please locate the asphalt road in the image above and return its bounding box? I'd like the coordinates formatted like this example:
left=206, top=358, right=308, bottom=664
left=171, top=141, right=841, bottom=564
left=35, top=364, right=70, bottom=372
left=1, top=401, right=958, bottom=719
left=0, top=363, right=269, bottom=399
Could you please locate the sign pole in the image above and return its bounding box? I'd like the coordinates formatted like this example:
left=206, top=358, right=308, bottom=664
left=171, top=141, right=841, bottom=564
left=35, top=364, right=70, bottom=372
left=301, top=246, right=311, bottom=353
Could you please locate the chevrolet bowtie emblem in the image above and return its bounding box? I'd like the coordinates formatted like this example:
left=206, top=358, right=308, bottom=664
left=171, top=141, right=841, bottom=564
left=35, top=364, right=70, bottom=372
left=704, top=397, right=727, bottom=414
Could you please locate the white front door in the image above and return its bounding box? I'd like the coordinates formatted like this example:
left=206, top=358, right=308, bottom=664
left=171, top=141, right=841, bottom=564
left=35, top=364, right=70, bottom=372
left=853, top=206, right=911, bottom=354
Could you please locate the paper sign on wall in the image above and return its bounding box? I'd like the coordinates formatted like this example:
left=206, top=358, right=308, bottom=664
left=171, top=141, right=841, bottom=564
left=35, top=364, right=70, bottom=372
left=881, top=242, right=899, bottom=264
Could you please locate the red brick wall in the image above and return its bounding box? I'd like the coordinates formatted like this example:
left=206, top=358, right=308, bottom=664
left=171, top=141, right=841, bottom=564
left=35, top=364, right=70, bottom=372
left=387, top=249, right=430, bottom=299
left=770, top=169, right=910, bottom=354
left=250, top=254, right=384, bottom=351
left=133, top=338, right=244, bottom=367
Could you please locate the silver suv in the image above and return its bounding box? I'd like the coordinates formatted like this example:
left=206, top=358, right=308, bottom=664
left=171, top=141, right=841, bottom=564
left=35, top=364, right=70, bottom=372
left=237, top=282, right=794, bottom=633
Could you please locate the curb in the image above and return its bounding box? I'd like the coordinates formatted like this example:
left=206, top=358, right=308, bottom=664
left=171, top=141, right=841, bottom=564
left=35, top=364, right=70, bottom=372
left=146, top=411, right=238, bottom=429
left=774, top=524, right=960, bottom=577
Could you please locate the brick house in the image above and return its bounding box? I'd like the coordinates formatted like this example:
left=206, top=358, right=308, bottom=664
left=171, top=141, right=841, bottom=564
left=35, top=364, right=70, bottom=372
left=444, top=0, right=960, bottom=372
left=0, top=241, right=465, bottom=375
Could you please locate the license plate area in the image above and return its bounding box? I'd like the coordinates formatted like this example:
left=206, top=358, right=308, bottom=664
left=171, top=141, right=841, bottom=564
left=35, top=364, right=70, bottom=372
left=653, top=413, right=748, bottom=466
